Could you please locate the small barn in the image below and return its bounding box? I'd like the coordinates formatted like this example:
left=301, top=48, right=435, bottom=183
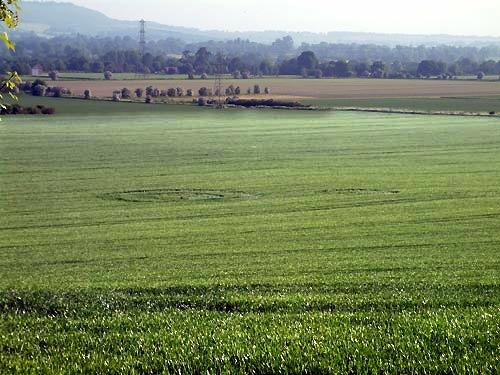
left=31, top=64, right=44, bottom=76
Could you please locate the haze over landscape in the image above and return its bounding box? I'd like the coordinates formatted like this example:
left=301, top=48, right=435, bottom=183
left=44, top=0, right=500, bottom=36
left=15, top=1, right=500, bottom=46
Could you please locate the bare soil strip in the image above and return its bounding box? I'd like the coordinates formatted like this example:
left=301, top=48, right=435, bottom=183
left=56, top=78, right=500, bottom=99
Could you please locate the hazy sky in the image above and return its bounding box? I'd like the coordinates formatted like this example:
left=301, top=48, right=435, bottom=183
left=49, top=0, right=500, bottom=36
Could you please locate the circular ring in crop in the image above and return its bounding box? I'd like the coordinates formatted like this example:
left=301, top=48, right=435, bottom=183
left=100, top=189, right=259, bottom=203
left=321, top=188, right=400, bottom=195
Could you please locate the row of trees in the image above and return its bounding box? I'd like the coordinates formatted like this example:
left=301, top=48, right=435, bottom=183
left=3, top=32, right=500, bottom=78
left=19, top=79, right=271, bottom=102
left=298, top=42, right=500, bottom=67
left=18, top=80, right=73, bottom=97
left=279, top=54, right=500, bottom=79
left=113, top=84, right=270, bottom=101
left=7, top=32, right=500, bottom=66
left=5, top=48, right=500, bottom=81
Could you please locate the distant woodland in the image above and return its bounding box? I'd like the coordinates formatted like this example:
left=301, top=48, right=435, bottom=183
left=2, top=33, right=500, bottom=80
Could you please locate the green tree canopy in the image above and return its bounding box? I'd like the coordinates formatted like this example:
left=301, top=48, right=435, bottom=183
left=297, top=51, right=318, bottom=71
left=0, top=0, right=19, bottom=46
left=0, top=0, right=21, bottom=109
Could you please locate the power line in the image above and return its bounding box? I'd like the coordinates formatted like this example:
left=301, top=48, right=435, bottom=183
left=139, top=19, right=146, bottom=58
left=137, top=19, right=148, bottom=78
left=213, top=53, right=224, bottom=109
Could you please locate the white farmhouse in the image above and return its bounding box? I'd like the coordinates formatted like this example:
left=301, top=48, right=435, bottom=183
left=31, top=64, right=44, bottom=76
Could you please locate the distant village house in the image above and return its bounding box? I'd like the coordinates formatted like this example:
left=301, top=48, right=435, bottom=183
left=31, top=64, right=44, bottom=76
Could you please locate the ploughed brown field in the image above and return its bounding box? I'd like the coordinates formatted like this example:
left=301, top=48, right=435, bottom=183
left=57, top=77, right=500, bottom=99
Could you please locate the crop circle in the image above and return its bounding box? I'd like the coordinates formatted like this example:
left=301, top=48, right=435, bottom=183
left=100, top=188, right=259, bottom=203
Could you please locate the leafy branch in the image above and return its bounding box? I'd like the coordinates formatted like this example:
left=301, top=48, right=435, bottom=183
left=0, top=1, right=21, bottom=114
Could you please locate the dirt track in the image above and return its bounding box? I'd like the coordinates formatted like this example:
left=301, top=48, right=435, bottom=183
left=57, top=78, right=500, bottom=99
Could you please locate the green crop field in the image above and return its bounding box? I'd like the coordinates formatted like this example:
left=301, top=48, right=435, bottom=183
left=305, top=95, right=500, bottom=113
left=1, top=99, right=499, bottom=373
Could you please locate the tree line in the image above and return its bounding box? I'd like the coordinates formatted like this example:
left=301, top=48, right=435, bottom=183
left=18, top=78, right=272, bottom=108
left=279, top=53, right=500, bottom=78
left=2, top=33, right=500, bottom=78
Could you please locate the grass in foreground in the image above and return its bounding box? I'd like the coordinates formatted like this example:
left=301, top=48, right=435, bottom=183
left=1, top=101, right=499, bottom=373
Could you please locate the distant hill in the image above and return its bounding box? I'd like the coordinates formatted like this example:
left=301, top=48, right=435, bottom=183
left=19, top=1, right=211, bottom=42
left=18, top=1, right=500, bottom=46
